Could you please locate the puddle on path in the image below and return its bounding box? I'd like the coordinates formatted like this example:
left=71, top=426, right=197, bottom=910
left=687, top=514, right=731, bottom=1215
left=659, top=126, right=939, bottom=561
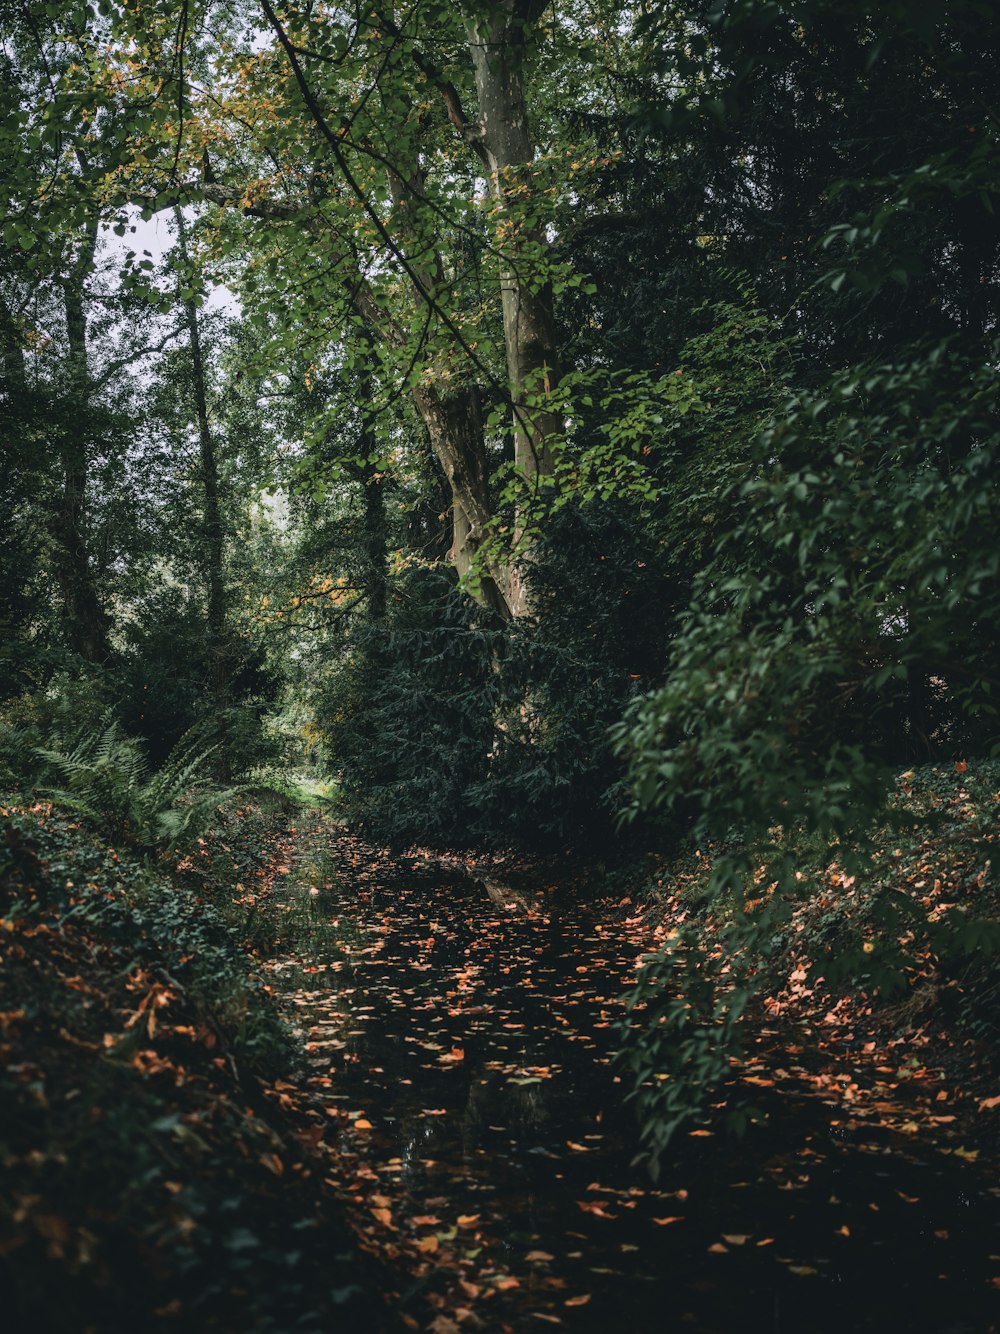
left=263, top=826, right=1000, bottom=1333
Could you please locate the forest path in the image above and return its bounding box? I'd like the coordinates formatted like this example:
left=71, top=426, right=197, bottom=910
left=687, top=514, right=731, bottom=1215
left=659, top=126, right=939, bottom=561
left=262, top=816, right=1000, bottom=1333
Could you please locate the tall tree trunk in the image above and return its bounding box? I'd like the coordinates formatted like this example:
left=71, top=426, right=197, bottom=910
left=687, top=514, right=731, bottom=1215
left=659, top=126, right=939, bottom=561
left=59, top=222, right=114, bottom=665
left=466, top=0, right=562, bottom=614
left=362, top=463, right=388, bottom=621
left=174, top=209, right=230, bottom=744
left=412, top=379, right=512, bottom=620
left=356, top=364, right=389, bottom=620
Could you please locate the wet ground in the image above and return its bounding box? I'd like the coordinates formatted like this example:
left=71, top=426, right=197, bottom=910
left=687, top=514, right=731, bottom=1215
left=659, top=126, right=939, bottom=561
left=262, top=823, right=1000, bottom=1333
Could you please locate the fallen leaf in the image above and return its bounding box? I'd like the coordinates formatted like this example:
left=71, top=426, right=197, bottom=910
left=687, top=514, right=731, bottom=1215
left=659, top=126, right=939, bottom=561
left=564, top=1295, right=591, bottom=1307
left=652, top=1216, right=684, bottom=1226
left=722, top=1234, right=749, bottom=1246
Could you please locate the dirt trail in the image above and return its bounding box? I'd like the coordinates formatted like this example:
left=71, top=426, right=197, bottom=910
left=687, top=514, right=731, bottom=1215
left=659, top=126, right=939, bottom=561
left=264, top=820, right=1000, bottom=1333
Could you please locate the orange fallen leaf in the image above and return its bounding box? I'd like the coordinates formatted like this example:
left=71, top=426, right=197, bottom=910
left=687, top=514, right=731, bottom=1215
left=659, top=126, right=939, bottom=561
left=689, top=1129, right=714, bottom=1138
left=370, top=1207, right=393, bottom=1227
left=707, top=1242, right=728, bottom=1254
left=652, top=1216, right=684, bottom=1226
left=457, top=1214, right=480, bottom=1227
left=526, top=1250, right=556, bottom=1261
left=565, top=1295, right=591, bottom=1307
left=416, top=1235, right=439, bottom=1254
left=354, top=1119, right=374, bottom=1131
left=578, top=1201, right=617, bottom=1218
left=722, top=1234, right=749, bottom=1246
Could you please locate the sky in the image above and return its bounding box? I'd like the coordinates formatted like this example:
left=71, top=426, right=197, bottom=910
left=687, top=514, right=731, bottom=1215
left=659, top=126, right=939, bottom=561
left=100, top=203, right=237, bottom=315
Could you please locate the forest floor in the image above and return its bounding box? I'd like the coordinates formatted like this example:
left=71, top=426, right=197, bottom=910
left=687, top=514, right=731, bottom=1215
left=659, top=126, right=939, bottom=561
left=2, top=768, right=1000, bottom=1332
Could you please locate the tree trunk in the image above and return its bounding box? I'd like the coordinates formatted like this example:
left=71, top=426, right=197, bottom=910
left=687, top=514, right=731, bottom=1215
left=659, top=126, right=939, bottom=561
left=59, top=223, right=114, bottom=665
left=178, top=210, right=230, bottom=667
left=466, top=0, right=562, bottom=614
left=355, top=364, right=389, bottom=620
left=413, top=379, right=512, bottom=619
left=174, top=209, right=230, bottom=753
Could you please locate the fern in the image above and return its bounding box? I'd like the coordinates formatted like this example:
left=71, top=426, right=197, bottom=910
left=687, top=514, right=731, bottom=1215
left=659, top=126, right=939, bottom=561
left=33, top=716, right=239, bottom=852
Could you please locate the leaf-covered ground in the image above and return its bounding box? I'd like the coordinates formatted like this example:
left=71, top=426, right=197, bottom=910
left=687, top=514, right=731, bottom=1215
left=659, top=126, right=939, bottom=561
left=3, top=771, right=1000, bottom=1332
left=257, top=800, right=1000, bottom=1333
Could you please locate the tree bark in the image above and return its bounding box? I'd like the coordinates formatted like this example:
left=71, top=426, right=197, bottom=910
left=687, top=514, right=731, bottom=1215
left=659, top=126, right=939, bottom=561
left=176, top=202, right=233, bottom=779
left=174, top=209, right=230, bottom=746
left=465, top=0, right=563, bottom=613
left=59, top=222, right=115, bottom=665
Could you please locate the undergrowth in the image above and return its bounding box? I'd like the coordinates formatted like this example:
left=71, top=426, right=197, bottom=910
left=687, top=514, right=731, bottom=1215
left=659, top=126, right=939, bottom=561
left=620, top=761, right=1000, bottom=1173
left=0, top=801, right=385, bottom=1333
